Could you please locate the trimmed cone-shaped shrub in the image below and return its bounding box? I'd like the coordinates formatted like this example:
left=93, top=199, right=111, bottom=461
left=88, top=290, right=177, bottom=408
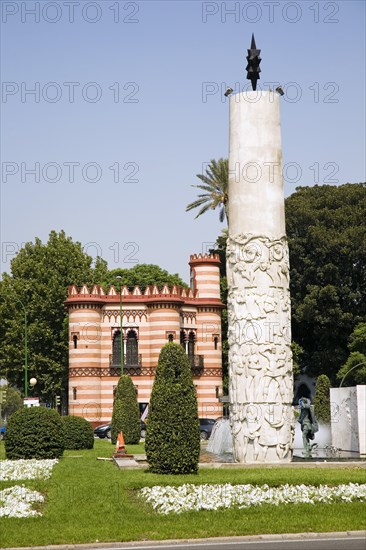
left=314, top=374, right=331, bottom=423
left=145, top=343, right=200, bottom=474
left=5, top=407, right=64, bottom=459
left=111, top=375, right=140, bottom=444
left=62, top=415, right=94, bottom=450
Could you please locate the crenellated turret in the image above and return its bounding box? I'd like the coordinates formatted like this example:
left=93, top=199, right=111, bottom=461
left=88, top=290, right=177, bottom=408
left=189, top=253, right=221, bottom=300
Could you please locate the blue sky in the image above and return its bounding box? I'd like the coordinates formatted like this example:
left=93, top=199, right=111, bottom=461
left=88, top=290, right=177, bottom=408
left=1, top=0, right=365, bottom=283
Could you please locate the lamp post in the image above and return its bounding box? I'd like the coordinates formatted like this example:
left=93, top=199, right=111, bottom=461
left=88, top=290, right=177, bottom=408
left=11, top=296, right=28, bottom=398
left=339, top=361, right=366, bottom=387
left=116, top=276, right=124, bottom=375
left=0, top=292, right=29, bottom=398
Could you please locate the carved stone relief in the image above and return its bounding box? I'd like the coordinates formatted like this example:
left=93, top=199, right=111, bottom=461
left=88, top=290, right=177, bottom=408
left=227, top=233, right=294, bottom=463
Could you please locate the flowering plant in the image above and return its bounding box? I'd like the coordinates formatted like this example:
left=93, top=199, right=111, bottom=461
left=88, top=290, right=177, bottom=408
left=0, top=459, right=58, bottom=481
left=0, top=485, right=44, bottom=518
left=140, top=482, right=366, bottom=515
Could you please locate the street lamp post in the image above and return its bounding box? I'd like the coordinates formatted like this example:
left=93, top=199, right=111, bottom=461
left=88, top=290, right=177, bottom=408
left=0, top=292, right=28, bottom=397
left=339, top=361, right=366, bottom=387
left=23, top=305, right=28, bottom=397
left=12, top=296, right=28, bottom=398
left=116, top=276, right=124, bottom=375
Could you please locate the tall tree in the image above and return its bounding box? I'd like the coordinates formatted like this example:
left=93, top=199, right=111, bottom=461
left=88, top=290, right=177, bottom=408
left=0, top=231, right=103, bottom=401
left=104, top=264, right=188, bottom=292
left=145, top=343, right=200, bottom=474
left=186, top=158, right=229, bottom=223
left=286, top=183, right=366, bottom=382
left=1, top=385, right=23, bottom=419
left=111, top=374, right=141, bottom=445
left=337, top=322, right=366, bottom=386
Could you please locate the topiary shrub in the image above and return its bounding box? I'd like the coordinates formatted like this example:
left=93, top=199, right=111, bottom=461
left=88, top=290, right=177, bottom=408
left=111, top=374, right=140, bottom=445
left=61, top=415, right=94, bottom=450
left=5, top=407, right=64, bottom=459
left=145, top=342, right=200, bottom=474
left=314, top=374, right=331, bottom=423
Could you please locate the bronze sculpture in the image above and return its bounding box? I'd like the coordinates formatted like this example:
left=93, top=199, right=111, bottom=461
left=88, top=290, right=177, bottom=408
left=298, top=397, right=318, bottom=457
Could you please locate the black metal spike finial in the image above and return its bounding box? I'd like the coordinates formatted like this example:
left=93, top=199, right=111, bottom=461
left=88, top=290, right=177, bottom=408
left=246, top=33, right=261, bottom=91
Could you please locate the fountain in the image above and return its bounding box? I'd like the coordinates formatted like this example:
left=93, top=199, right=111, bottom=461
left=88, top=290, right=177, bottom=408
left=207, top=418, right=233, bottom=455
left=204, top=416, right=362, bottom=463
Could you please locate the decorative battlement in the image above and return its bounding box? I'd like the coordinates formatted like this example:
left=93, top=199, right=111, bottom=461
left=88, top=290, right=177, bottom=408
left=66, top=283, right=200, bottom=304
left=189, top=253, right=221, bottom=266
left=65, top=282, right=225, bottom=308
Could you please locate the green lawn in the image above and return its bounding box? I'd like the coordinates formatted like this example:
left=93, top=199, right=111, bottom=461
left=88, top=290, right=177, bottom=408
left=0, top=438, right=365, bottom=548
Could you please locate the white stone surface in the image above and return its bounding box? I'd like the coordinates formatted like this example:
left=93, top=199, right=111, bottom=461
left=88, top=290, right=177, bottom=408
left=330, top=386, right=366, bottom=454
left=228, top=91, right=285, bottom=236
left=357, top=386, right=366, bottom=456
left=227, top=91, right=294, bottom=463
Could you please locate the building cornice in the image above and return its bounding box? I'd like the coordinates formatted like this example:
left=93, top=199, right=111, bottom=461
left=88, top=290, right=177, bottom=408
left=65, top=285, right=225, bottom=309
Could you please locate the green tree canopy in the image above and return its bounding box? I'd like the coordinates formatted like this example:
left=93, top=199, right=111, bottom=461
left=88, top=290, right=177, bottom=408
left=1, top=385, right=23, bottom=419
left=111, top=374, right=141, bottom=445
left=313, top=374, right=331, bottom=423
left=186, top=158, right=229, bottom=223
left=0, top=230, right=105, bottom=401
left=104, top=264, right=188, bottom=292
left=337, top=322, right=366, bottom=386
left=145, top=343, right=200, bottom=474
left=286, top=183, right=366, bottom=381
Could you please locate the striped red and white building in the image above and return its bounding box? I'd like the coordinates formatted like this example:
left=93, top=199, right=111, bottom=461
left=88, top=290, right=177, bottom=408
left=65, top=254, right=225, bottom=426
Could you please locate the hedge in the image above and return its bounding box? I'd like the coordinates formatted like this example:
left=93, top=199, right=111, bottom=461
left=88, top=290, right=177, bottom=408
left=5, top=406, right=64, bottom=459
left=61, top=415, right=94, bottom=450
left=111, top=375, right=141, bottom=444
left=314, top=374, right=331, bottom=423
left=145, top=343, right=200, bottom=474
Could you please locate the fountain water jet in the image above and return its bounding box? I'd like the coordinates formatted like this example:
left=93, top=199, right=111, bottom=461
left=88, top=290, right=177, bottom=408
left=207, top=418, right=233, bottom=455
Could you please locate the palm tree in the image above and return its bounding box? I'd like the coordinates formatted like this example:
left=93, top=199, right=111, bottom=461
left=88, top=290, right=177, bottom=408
left=186, top=158, right=228, bottom=223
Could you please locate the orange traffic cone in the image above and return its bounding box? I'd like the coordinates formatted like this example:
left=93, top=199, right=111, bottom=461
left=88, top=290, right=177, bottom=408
left=112, top=431, right=133, bottom=459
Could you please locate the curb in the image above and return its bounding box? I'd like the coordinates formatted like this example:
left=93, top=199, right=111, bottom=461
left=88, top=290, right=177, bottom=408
left=3, top=531, right=366, bottom=550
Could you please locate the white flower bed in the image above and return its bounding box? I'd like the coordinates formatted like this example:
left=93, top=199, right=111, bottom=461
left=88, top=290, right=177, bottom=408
left=0, top=485, right=44, bottom=518
left=140, top=483, right=366, bottom=514
left=0, top=459, right=58, bottom=481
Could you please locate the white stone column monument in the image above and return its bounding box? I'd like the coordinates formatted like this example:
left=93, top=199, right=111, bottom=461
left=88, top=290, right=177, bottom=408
left=227, top=90, right=294, bottom=463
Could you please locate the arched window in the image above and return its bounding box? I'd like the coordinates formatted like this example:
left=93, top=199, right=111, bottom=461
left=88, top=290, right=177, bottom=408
left=188, top=331, right=195, bottom=357
left=72, top=334, right=78, bottom=349
left=180, top=330, right=186, bottom=349
left=126, top=330, right=138, bottom=366
left=214, top=336, right=218, bottom=350
left=168, top=333, right=174, bottom=343
left=112, top=330, right=121, bottom=366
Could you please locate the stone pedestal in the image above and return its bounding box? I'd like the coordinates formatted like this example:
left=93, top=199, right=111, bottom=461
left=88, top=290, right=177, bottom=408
left=227, top=91, right=294, bottom=463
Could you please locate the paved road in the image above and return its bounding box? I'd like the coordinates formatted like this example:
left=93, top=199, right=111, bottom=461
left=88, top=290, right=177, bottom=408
left=94, top=536, right=366, bottom=550
left=5, top=534, right=366, bottom=550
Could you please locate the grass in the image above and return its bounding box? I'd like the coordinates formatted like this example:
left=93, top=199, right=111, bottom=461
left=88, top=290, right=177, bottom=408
left=0, top=438, right=365, bottom=548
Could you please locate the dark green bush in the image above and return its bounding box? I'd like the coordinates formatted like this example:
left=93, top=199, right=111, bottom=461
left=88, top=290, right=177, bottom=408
left=145, top=343, right=200, bottom=474
left=61, top=415, right=94, bottom=450
left=111, top=375, right=140, bottom=445
left=5, top=406, right=64, bottom=459
left=314, top=374, right=331, bottom=423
